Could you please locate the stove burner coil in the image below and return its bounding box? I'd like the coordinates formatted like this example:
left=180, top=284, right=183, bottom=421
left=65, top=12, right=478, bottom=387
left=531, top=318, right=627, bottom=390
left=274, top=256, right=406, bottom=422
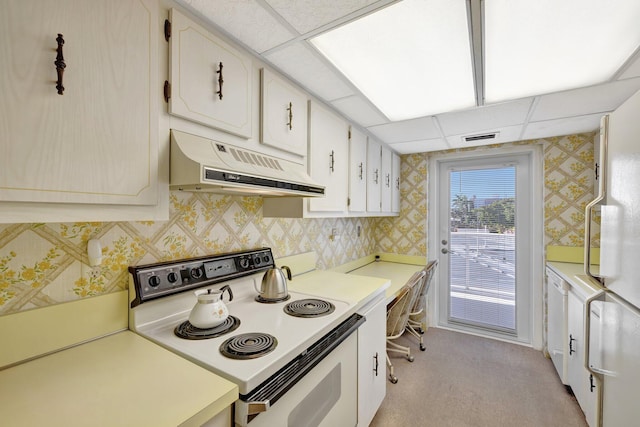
left=220, top=333, right=277, bottom=359
left=283, top=299, right=335, bottom=318
left=255, top=294, right=291, bottom=304
left=174, top=315, right=240, bottom=340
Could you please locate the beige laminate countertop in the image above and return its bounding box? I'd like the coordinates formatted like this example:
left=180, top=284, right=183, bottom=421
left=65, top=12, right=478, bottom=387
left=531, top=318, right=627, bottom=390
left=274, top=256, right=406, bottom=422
left=347, top=261, right=424, bottom=303
left=288, top=270, right=390, bottom=310
left=0, top=331, right=237, bottom=427
left=546, top=261, right=603, bottom=296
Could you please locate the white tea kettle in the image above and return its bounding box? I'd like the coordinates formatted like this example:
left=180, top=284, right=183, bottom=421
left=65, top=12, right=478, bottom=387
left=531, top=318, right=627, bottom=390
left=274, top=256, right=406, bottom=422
left=188, top=285, right=233, bottom=329
left=255, top=265, right=291, bottom=301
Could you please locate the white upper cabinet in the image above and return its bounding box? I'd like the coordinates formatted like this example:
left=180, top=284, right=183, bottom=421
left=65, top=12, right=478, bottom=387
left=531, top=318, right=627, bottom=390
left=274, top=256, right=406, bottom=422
left=0, top=0, right=159, bottom=216
left=366, top=139, right=382, bottom=212
left=308, top=101, right=349, bottom=213
left=348, top=127, right=368, bottom=213
left=391, top=152, right=401, bottom=213
left=260, top=68, right=308, bottom=157
left=381, top=145, right=393, bottom=212
left=168, top=8, right=252, bottom=139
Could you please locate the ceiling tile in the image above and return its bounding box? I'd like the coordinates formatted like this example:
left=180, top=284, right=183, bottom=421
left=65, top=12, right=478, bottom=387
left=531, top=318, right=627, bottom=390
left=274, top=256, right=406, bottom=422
left=530, top=78, right=640, bottom=121
left=446, top=125, right=523, bottom=149
left=367, top=116, right=440, bottom=144
left=388, top=138, right=449, bottom=154
left=264, top=0, right=385, bottom=35
left=178, top=0, right=296, bottom=53
left=264, top=42, right=354, bottom=101
left=436, top=98, right=533, bottom=136
left=522, top=114, right=602, bottom=140
left=330, top=96, right=387, bottom=127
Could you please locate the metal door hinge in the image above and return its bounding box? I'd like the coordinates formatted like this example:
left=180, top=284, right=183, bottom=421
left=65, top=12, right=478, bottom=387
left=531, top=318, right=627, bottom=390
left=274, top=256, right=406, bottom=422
left=348, top=129, right=351, bottom=140
left=164, top=19, right=171, bottom=41
left=347, top=197, right=351, bottom=206
left=163, top=81, right=171, bottom=102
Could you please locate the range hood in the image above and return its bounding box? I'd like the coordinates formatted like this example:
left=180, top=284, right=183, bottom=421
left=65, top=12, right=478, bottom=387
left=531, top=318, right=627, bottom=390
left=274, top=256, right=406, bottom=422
left=170, top=130, right=325, bottom=197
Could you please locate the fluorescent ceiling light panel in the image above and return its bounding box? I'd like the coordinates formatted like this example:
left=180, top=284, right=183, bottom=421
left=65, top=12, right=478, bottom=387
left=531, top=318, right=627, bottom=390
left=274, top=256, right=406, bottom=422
left=484, top=0, right=640, bottom=103
left=311, top=0, right=475, bottom=121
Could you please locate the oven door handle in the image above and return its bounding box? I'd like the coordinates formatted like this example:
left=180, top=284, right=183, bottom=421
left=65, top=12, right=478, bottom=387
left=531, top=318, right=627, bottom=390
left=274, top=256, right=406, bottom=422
left=247, top=401, right=270, bottom=415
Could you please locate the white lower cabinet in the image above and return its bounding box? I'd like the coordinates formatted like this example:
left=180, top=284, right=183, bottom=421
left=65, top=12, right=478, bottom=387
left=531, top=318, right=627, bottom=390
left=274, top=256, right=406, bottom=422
left=567, top=288, right=599, bottom=427
left=357, top=295, right=386, bottom=426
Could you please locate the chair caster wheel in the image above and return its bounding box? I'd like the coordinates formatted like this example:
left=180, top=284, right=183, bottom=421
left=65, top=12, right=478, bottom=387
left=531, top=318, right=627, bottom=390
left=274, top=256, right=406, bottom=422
left=407, top=355, right=414, bottom=362
left=420, top=344, right=426, bottom=351
left=389, top=375, right=398, bottom=384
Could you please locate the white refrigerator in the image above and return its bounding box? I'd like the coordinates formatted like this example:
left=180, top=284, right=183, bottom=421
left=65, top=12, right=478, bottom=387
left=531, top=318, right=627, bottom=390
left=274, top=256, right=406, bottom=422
left=584, top=88, right=640, bottom=426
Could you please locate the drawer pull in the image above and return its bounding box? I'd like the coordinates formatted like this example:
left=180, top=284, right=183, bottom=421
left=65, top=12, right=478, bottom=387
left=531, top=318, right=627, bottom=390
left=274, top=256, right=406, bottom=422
left=216, top=62, right=224, bottom=100
left=55, top=34, right=66, bottom=95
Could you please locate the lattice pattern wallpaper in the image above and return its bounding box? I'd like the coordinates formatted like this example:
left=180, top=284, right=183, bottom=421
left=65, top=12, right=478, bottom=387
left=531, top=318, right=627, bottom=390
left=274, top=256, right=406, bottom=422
left=374, top=132, right=596, bottom=257
left=0, top=132, right=594, bottom=315
left=0, top=195, right=376, bottom=315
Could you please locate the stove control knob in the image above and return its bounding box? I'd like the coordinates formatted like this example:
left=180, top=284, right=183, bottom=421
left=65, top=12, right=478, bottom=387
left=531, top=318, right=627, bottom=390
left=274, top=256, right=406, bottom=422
left=239, top=258, right=250, bottom=269
left=167, top=272, right=178, bottom=283
left=148, top=275, right=161, bottom=287
left=262, top=255, right=271, bottom=264
left=254, top=257, right=262, bottom=266
left=190, top=267, right=203, bottom=279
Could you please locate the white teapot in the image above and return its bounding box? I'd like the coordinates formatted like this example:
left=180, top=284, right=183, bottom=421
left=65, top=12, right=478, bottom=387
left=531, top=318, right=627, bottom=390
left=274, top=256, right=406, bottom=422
left=188, top=285, right=233, bottom=329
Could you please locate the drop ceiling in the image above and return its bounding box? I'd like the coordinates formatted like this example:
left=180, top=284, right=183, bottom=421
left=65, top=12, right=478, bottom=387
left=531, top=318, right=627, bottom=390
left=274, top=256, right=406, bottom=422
left=177, top=0, right=640, bottom=153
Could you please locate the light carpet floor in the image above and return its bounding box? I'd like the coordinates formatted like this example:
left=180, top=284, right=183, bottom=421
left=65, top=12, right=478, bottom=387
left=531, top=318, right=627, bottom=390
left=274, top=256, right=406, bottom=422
left=370, top=328, right=588, bottom=427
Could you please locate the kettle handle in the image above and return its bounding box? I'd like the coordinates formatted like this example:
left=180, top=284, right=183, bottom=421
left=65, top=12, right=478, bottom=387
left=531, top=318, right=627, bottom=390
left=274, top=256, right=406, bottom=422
left=220, top=284, right=233, bottom=302
left=282, top=265, right=292, bottom=280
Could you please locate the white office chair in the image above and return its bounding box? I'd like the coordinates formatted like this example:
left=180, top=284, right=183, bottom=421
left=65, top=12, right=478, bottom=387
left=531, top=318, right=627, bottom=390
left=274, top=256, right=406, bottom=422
left=385, top=270, right=426, bottom=384
left=407, top=260, right=438, bottom=351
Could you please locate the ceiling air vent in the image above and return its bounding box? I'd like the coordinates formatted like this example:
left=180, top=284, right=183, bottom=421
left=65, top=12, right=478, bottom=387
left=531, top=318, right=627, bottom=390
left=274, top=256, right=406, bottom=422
left=462, top=132, right=499, bottom=143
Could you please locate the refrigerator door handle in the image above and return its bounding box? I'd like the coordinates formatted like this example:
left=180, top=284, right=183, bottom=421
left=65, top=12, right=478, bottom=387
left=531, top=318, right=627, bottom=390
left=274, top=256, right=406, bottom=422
left=584, top=115, right=609, bottom=285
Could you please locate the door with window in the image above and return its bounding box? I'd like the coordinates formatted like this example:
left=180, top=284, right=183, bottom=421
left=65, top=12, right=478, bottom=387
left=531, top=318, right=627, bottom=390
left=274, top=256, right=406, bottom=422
left=436, top=153, right=533, bottom=343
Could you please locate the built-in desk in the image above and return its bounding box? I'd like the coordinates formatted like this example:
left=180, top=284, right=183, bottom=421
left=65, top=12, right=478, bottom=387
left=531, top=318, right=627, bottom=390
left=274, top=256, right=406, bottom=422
left=348, top=261, right=423, bottom=303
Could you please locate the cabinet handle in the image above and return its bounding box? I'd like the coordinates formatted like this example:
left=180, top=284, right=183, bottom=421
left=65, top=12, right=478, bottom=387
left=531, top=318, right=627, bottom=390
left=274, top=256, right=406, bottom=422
left=374, top=169, right=379, bottom=184
left=385, top=173, right=390, bottom=187
left=216, top=62, right=224, bottom=100
left=373, top=352, right=379, bottom=376
left=396, top=177, right=400, bottom=190
left=358, top=162, right=364, bottom=180
left=329, top=150, right=335, bottom=172
left=569, top=334, right=576, bottom=355
left=55, top=33, right=66, bottom=95
left=589, top=374, right=596, bottom=392
left=286, top=102, right=293, bottom=130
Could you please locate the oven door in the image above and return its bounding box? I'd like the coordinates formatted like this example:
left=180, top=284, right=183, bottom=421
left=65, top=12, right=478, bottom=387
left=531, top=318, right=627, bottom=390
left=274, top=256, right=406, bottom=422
left=244, top=333, right=358, bottom=427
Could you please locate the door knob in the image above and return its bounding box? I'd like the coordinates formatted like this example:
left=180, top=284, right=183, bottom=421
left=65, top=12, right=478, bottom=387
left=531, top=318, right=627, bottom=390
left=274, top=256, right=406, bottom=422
left=441, top=239, right=448, bottom=245
left=441, top=248, right=449, bottom=254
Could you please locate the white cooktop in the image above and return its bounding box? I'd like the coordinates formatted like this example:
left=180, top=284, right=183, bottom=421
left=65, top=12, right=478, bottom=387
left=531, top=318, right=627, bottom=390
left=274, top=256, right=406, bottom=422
left=131, top=273, right=354, bottom=394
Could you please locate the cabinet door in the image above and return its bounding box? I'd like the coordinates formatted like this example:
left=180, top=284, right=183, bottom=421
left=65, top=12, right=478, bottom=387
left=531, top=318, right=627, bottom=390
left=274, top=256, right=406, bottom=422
left=381, top=145, right=393, bottom=212
left=260, top=68, right=307, bottom=156
left=357, top=298, right=386, bottom=427
left=0, top=0, right=158, bottom=206
left=391, top=152, right=401, bottom=213
left=169, top=8, right=252, bottom=138
left=366, top=139, right=382, bottom=212
left=567, top=290, right=598, bottom=426
left=348, top=127, right=367, bottom=213
left=308, top=102, right=348, bottom=213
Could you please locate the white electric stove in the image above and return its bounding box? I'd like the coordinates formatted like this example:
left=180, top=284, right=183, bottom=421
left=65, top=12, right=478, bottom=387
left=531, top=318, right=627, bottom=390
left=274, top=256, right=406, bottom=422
left=128, top=248, right=363, bottom=427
